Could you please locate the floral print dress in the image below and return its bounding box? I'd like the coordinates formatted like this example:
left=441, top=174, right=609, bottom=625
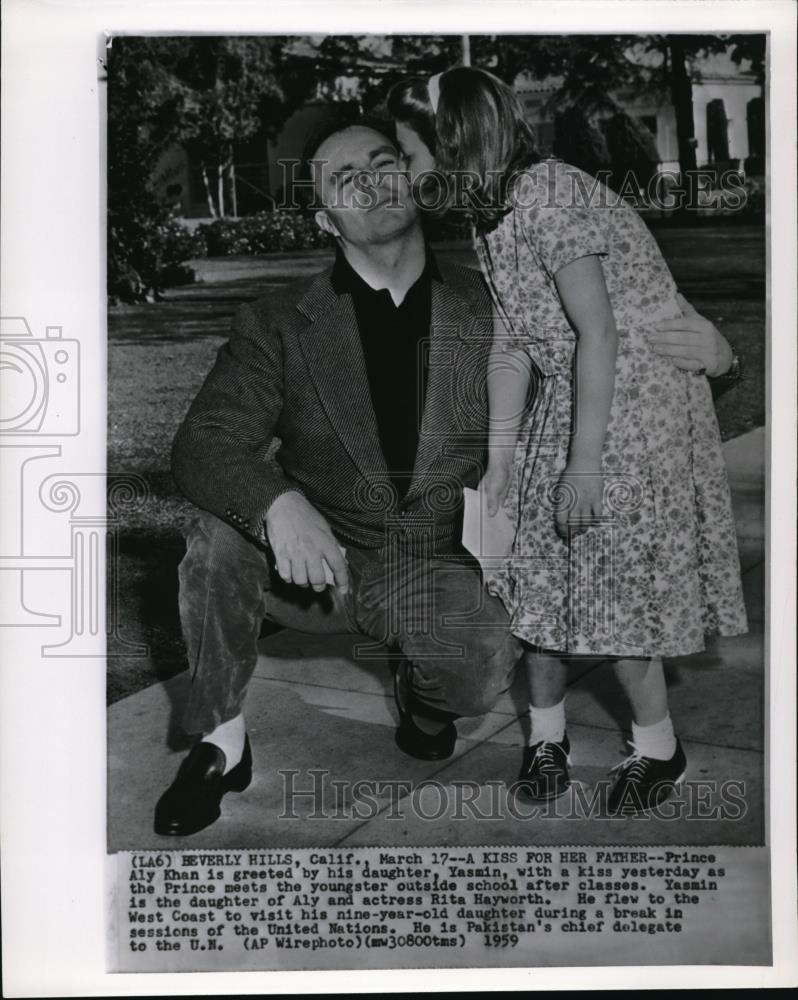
left=475, top=159, right=748, bottom=656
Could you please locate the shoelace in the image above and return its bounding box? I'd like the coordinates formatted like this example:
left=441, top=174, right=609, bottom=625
left=529, top=740, right=562, bottom=771
left=609, top=741, right=650, bottom=783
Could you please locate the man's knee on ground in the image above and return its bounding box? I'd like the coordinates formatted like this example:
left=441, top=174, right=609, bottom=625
left=465, top=631, right=521, bottom=715
left=177, top=511, right=271, bottom=621
left=412, top=632, right=520, bottom=718
left=446, top=683, right=502, bottom=719
left=180, top=510, right=258, bottom=577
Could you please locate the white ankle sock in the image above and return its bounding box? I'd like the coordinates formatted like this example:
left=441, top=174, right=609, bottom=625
left=632, top=713, right=677, bottom=761
left=202, top=714, right=245, bottom=774
left=528, top=700, right=566, bottom=746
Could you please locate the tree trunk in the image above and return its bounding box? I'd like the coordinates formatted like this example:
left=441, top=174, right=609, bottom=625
left=667, top=35, right=698, bottom=176
left=217, top=162, right=225, bottom=218
left=230, top=161, right=238, bottom=218
left=200, top=161, right=217, bottom=218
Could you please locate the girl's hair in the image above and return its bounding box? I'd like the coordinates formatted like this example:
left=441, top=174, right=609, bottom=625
left=386, top=75, right=437, bottom=155
left=435, top=66, right=542, bottom=230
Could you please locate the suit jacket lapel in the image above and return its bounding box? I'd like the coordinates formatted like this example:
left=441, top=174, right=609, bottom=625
left=296, top=273, right=389, bottom=484
left=404, top=277, right=470, bottom=504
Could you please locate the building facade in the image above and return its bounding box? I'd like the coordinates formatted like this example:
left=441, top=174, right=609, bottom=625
left=515, top=46, right=763, bottom=175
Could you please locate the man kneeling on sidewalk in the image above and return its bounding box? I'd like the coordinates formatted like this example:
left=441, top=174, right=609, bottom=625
left=154, top=114, right=520, bottom=836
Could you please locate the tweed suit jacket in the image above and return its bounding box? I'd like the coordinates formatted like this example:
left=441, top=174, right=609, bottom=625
left=171, top=258, right=495, bottom=554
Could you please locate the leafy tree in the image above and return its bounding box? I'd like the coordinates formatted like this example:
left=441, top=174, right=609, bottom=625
left=159, top=37, right=321, bottom=217
left=728, top=33, right=766, bottom=83
left=107, top=36, right=188, bottom=300
left=469, top=34, right=763, bottom=181
left=107, top=35, right=321, bottom=298
left=109, top=36, right=322, bottom=220
left=552, top=105, right=611, bottom=176
left=472, top=36, right=657, bottom=181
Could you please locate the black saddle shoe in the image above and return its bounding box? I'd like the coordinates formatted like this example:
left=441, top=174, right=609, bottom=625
left=154, top=735, right=252, bottom=836
left=393, top=660, right=457, bottom=761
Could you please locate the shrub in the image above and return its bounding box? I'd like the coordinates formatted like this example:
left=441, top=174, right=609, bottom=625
left=695, top=175, right=766, bottom=218
left=742, top=176, right=766, bottom=217
left=199, top=208, right=480, bottom=254
left=108, top=196, right=208, bottom=303
left=199, top=211, right=331, bottom=256
left=158, top=217, right=208, bottom=277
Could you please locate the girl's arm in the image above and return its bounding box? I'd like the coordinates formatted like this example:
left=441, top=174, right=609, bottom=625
left=481, top=305, right=532, bottom=515
left=553, top=254, right=618, bottom=539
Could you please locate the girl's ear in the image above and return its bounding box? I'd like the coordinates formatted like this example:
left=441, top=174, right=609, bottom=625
left=315, top=209, right=340, bottom=240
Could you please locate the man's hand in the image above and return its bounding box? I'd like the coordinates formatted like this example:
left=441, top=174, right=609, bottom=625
left=265, top=491, right=349, bottom=594
left=554, top=461, right=603, bottom=541
left=647, top=293, right=733, bottom=377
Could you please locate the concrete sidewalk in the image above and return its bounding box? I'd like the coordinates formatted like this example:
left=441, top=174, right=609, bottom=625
left=108, top=428, right=765, bottom=851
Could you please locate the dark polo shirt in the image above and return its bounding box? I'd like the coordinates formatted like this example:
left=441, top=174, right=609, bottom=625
left=330, top=248, right=442, bottom=502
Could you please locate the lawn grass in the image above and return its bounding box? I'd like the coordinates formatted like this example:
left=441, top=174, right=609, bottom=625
left=108, top=223, right=765, bottom=703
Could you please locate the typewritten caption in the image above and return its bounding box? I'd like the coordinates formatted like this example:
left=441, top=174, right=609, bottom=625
left=112, top=846, right=771, bottom=970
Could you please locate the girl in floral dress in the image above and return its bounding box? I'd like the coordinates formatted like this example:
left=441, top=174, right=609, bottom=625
left=389, top=67, right=748, bottom=813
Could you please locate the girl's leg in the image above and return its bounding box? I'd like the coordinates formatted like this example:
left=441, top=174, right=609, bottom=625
left=612, top=656, right=677, bottom=759
left=612, top=655, right=668, bottom=727
left=524, top=647, right=568, bottom=745
left=518, top=647, right=571, bottom=800
left=607, top=656, right=686, bottom=814
left=525, top=647, right=568, bottom=707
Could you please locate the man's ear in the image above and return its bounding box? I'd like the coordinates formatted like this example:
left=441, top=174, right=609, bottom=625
left=315, top=209, right=340, bottom=240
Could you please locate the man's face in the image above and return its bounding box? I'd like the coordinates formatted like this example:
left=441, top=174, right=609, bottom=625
left=312, top=126, right=419, bottom=247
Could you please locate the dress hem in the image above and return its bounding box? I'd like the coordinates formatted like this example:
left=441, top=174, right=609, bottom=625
left=507, top=624, right=750, bottom=658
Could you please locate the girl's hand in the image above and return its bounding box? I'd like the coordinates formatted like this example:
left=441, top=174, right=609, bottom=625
left=480, top=459, right=512, bottom=517
left=554, top=461, right=603, bottom=540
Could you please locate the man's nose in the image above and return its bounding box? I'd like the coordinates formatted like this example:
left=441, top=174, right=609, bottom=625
left=357, top=165, right=388, bottom=186
left=373, top=166, right=405, bottom=202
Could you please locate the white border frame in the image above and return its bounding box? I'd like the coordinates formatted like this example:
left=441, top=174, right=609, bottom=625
left=1, top=0, right=795, bottom=993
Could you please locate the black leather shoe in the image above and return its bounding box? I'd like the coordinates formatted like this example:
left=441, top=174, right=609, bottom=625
left=607, top=738, right=687, bottom=815
left=515, top=733, right=572, bottom=801
left=393, top=660, right=457, bottom=761
left=154, top=735, right=252, bottom=836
